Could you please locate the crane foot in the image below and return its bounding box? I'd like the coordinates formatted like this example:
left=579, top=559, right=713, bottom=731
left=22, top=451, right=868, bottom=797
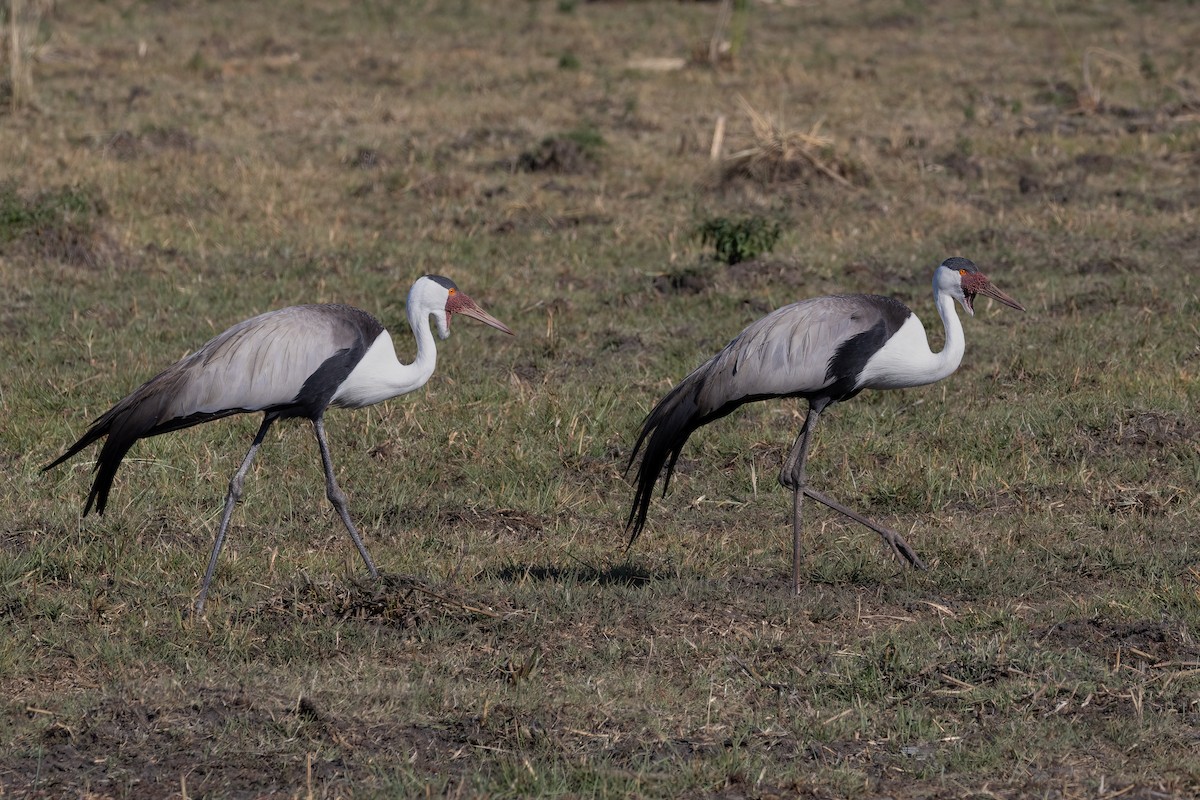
left=802, top=487, right=928, bottom=570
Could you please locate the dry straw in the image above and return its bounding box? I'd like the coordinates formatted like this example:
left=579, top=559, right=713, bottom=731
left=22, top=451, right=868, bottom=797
left=5, top=0, right=39, bottom=112
left=719, top=95, right=857, bottom=190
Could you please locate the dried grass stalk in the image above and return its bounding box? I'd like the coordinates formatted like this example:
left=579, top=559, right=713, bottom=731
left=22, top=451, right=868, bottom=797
left=720, top=95, right=857, bottom=189
left=5, top=0, right=40, bottom=112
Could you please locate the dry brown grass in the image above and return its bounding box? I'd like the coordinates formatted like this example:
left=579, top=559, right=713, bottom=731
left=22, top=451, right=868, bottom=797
left=1, top=1, right=1198, bottom=797
left=2, top=0, right=49, bottom=112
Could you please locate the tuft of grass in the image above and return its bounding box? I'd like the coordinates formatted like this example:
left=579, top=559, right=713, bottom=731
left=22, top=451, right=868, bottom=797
left=0, top=183, right=100, bottom=241
left=557, top=50, right=580, bottom=71
left=0, top=182, right=113, bottom=267
left=513, top=126, right=604, bottom=174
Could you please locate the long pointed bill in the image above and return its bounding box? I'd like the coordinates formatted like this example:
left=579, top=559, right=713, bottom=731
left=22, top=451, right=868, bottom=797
left=964, top=273, right=1025, bottom=314
left=453, top=295, right=515, bottom=335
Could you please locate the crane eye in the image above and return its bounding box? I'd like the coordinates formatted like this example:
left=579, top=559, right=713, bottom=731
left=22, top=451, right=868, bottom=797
left=958, top=269, right=966, bottom=275
left=448, top=288, right=457, bottom=295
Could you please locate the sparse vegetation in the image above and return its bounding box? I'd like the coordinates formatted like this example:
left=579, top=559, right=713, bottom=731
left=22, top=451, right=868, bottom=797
left=1, top=1, right=1198, bottom=798
left=0, top=182, right=113, bottom=266
left=696, top=214, right=782, bottom=265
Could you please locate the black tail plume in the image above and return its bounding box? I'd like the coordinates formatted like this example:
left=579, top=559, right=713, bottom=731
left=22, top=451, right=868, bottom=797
left=624, top=375, right=710, bottom=548
left=42, top=423, right=107, bottom=475
left=44, top=400, right=154, bottom=516
left=43, top=368, right=194, bottom=515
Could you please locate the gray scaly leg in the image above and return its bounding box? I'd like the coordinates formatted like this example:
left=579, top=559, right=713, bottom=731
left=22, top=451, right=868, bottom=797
left=312, top=417, right=379, bottom=579
left=195, top=414, right=275, bottom=614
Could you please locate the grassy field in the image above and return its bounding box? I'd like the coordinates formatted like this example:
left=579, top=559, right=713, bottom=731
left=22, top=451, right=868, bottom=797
left=2, top=0, right=1198, bottom=797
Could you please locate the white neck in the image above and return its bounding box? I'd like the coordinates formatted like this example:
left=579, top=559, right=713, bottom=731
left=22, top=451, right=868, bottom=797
left=928, top=289, right=966, bottom=382
left=856, top=290, right=966, bottom=390
left=331, top=309, right=440, bottom=408
left=404, top=302, right=441, bottom=388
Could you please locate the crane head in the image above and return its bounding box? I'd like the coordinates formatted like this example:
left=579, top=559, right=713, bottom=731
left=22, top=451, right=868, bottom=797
left=416, top=275, right=514, bottom=340
left=936, top=257, right=1025, bottom=316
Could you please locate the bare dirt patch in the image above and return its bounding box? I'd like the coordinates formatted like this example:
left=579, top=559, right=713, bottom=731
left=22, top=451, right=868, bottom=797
left=238, top=573, right=517, bottom=629
left=11, top=688, right=315, bottom=797
left=1078, top=410, right=1198, bottom=459
left=1039, top=617, right=1199, bottom=664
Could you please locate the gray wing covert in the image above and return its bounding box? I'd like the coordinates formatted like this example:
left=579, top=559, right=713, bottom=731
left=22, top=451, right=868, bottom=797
left=693, top=295, right=882, bottom=413
left=164, top=305, right=378, bottom=419
left=42, top=304, right=383, bottom=517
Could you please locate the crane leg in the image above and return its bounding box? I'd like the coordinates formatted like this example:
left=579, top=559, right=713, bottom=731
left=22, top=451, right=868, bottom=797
left=777, top=407, right=927, bottom=588
left=312, top=417, right=380, bottom=580
left=779, top=407, right=820, bottom=595
left=195, top=414, right=276, bottom=615
left=800, top=487, right=926, bottom=570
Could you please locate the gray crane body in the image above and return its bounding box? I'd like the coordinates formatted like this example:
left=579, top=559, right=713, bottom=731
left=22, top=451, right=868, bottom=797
left=626, top=258, right=1024, bottom=590
left=44, top=275, right=513, bottom=612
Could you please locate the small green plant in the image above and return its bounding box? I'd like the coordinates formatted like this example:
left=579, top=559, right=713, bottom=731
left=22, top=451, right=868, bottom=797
left=695, top=214, right=782, bottom=265
left=557, top=51, right=580, bottom=70
left=184, top=49, right=209, bottom=73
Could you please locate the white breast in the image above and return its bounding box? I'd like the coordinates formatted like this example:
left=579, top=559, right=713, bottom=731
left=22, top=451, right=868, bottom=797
left=331, top=331, right=409, bottom=408
left=856, top=313, right=945, bottom=390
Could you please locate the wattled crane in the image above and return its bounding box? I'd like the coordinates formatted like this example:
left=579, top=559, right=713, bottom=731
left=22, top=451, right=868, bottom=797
left=626, top=257, right=1024, bottom=590
left=45, top=275, right=513, bottom=612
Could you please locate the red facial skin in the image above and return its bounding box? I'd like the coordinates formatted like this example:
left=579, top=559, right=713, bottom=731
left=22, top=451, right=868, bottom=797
left=445, top=289, right=515, bottom=335
left=960, top=270, right=1025, bottom=314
